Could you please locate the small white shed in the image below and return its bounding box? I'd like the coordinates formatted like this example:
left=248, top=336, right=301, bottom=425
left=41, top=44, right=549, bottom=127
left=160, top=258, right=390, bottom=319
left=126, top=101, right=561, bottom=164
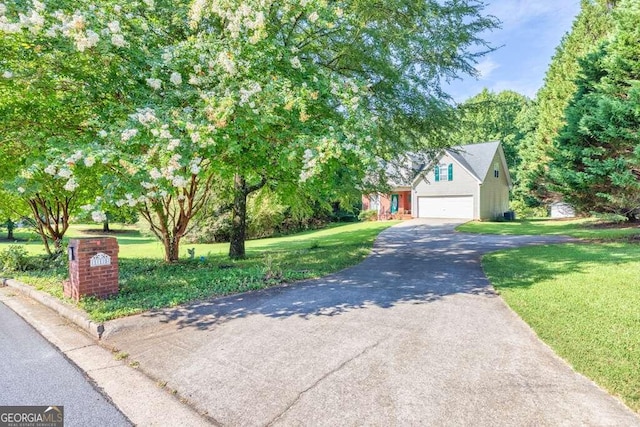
left=550, top=202, right=576, bottom=219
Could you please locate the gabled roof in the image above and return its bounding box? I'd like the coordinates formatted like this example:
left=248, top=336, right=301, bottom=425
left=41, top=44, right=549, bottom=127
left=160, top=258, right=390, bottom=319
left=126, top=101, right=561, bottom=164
left=413, top=140, right=512, bottom=188
left=448, top=140, right=501, bottom=182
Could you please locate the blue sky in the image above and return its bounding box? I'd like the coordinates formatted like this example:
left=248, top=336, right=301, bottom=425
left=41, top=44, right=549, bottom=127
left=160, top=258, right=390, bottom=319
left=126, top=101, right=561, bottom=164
left=446, top=0, right=582, bottom=103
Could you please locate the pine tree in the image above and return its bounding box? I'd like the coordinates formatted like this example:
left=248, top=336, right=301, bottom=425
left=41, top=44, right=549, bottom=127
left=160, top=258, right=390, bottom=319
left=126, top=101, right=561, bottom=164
left=549, top=0, right=640, bottom=219
left=515, top=0, right=615, bottom=206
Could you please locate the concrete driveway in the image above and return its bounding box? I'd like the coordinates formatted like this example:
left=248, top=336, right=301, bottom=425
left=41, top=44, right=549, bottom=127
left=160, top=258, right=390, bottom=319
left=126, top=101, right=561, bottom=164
left=104, top=219, right=640, bottom=426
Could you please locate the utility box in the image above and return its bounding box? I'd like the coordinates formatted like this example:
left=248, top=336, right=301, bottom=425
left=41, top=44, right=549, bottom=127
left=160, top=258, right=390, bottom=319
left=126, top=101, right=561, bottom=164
left=64, top=237, right=119, bottom=302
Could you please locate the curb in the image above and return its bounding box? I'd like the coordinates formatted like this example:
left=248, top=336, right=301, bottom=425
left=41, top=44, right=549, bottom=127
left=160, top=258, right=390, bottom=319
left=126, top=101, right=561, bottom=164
left=1, top=277, right=105, bottom=339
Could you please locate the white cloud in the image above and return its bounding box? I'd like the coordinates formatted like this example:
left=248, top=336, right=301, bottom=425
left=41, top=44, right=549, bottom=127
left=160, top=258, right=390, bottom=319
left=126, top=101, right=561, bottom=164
left=475, top=58, right=500, bottom=80
left=486, top=0, right=579, bottom=31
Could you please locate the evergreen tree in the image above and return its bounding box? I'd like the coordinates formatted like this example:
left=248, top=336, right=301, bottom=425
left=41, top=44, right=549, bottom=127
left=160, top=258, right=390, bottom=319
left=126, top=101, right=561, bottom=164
left=549, top=0, right=640, bottom=219
left=515, top=0, right=615, bottom=206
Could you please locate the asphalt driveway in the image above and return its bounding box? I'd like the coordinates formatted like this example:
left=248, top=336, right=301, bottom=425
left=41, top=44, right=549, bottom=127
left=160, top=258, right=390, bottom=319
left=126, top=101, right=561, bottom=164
left=104, top=219, right=640, bottom=426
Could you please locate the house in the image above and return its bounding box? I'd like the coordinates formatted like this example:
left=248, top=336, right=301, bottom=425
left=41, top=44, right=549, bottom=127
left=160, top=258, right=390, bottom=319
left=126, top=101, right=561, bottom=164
left=362, top=141, right=512, bottom=220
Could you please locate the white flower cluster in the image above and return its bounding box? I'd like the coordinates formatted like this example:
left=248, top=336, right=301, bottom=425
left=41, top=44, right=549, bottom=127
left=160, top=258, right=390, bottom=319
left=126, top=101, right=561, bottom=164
left=217, top=51, right=236, bottom=75
left=150, top=124, right=173, bottom=139
left=189, top=157, right=202, bottom=175
left=115, top=193, right=142, bottom=207
left=64, top=178, right=78, bottom=191
left=105, top=18, right=126, bottom=47
left=146, top=77, right=162, bottom=90
left=91, top=211, right=107, bottom=223
left=130, top=107, right=158, bottom=126
left=239, top=81, right=262, bottom=105
left=0, top=1, right=41, bottom=33
left=65, top=150, right=83, bottom=164
left=57, top=168, right=72, bottom=178
left=299, top=148, right=316, bottom=182
left=121, top=128, right=138, bottom=141
left=169, top=71, right=182, bottom=86
left=191, top=1, right=266, bottom=43
left=290, top=56, right=302, bottom=69
left=111, top=33, right=126, bottom=48
left=53, top=12, right=101, bottom=52
left=44, top=164, right=57, bottom=175
left=38, top=152, right=91, bottom=192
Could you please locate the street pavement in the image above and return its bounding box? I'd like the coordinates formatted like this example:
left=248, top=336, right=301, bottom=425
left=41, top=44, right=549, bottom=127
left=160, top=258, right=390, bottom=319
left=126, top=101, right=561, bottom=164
left=0, top=301, right=131, bottom=426
left=98, top=220, right=640, bottom=425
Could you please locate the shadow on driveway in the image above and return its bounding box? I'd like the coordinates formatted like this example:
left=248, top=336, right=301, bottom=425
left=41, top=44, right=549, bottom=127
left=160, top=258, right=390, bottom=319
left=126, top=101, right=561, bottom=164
left=132, top=220, right=572, bottom=331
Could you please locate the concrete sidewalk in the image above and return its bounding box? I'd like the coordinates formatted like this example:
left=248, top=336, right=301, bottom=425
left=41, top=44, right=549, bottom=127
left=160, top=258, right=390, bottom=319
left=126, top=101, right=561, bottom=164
left=102, top=219, right=640, bottom=426
left=0, top=287, right=214, bottom=426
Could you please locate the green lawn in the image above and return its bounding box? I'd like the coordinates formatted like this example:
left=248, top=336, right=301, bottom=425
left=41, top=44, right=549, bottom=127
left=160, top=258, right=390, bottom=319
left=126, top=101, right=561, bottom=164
left=466, top=218, right=640, bottom=413
left=457, top=217, right=640, bottom=240
left=1, top=221, right=398, bottom=321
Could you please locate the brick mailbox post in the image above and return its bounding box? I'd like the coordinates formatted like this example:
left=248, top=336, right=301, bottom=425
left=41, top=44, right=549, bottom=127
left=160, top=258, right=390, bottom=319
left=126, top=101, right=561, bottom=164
left=64, top=237, right=119, bottom=302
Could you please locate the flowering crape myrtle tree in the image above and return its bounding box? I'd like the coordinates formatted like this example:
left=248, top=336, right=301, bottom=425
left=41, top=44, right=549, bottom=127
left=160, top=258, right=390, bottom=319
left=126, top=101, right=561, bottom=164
left=1, top=0, right=498, bottom=261
left=0, top=3, right=111, bottom=254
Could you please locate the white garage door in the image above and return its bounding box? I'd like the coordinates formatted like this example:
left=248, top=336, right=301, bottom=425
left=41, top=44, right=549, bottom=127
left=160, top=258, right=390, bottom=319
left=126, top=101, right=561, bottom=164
left=417, top=196, right=474, bottom=219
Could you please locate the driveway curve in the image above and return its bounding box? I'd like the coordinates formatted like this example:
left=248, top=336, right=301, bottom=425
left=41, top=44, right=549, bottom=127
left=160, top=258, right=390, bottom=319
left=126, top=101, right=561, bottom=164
left=105, top=219, right=640, bottom=426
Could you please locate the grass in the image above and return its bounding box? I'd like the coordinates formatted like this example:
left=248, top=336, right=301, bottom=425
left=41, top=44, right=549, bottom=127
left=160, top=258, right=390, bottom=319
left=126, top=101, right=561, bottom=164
left=457, top=217, right=640, bottom=240
left=464, top=217, right=640, bottom=413
left=1, top=221, right=398, bottom=322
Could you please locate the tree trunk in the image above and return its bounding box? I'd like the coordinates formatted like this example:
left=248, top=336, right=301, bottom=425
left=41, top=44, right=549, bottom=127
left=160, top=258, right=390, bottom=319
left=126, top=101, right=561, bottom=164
left=6, top=219, right=14, bottom=240
left=103, top=219, right=110, bottom=232
left=40, top=233, right=52, bottom=256
left=229, top=174, right=248, bottom=259
left=53, top=236, right=64, bottom=254
left=162, top=234, right=181, bottom=262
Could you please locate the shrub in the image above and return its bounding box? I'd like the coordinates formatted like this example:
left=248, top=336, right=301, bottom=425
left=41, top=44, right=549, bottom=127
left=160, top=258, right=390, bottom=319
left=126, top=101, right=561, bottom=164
left=0, top=245, right=30, bottom=272
left=358, top=209, right=378, bottom=221
left=591, top=212, right=629, bottom=224
left=510, top=200, right=547, bottom=219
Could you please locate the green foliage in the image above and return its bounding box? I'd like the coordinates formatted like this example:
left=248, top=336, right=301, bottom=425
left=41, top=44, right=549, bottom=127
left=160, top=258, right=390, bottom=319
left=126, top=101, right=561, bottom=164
left=483, top=243, right=640, bottom=412
left=0, top=245, right=29, bottom=272
left=358, top=209, right=379, bottom=222
left=515, top=0, right=615, bottom=206
left=549, top=1, right=640, bottom=219
left=186, top=188, right=330, bottom=243
left=509, top=199, right=548, bottom=219
left=452, top=89, right=530, bottom=177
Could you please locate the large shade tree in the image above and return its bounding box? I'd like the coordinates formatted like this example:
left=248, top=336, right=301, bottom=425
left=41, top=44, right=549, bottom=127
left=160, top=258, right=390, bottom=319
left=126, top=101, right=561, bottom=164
left=450, top=88, right=530, bottom=177
left=1, top=0, right=499, bottom=261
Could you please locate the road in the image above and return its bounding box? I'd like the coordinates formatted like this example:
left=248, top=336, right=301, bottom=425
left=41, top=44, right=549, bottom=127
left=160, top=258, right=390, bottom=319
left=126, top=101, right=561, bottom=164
left=0, top=302, right=131, bottom=426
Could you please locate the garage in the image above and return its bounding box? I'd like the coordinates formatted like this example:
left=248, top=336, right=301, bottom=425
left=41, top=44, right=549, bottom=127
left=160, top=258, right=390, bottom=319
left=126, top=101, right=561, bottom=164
left=417, top=196, right=474, bottom=219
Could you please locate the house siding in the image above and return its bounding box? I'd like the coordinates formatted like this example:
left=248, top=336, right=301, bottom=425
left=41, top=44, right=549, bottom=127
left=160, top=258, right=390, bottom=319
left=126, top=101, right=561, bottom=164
left=478, top=149, right=510, bottom=220
left=412, top=153, right=480, bottom=218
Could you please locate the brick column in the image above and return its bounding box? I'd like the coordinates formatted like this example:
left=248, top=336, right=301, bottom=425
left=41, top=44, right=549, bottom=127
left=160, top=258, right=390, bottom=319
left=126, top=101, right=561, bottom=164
left=64, top=237, right=119, bottom=302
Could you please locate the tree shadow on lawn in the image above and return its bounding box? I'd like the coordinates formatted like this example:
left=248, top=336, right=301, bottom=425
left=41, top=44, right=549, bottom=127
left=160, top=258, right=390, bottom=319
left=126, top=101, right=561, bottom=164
left=123, top=223, right=581, bottom=332
left=483, top=242, right=640, bottom=291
